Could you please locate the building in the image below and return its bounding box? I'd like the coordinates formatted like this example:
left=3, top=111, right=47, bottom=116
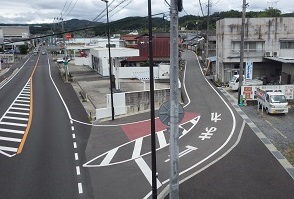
left=0, top=26, right=30, bottom=50
left=216, top=17, right=294, bottom=84
left=90, top=47, right=139, bottom=76
left=121, top=33, right=182, bottom=67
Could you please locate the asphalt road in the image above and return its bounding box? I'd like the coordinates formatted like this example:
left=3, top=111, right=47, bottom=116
left=84, top=50, right=246, bottom=198
left=0, top=51, right=93, bottom=199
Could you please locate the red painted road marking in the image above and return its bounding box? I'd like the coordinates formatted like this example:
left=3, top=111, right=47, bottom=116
left=121, top=112, right=199, bottom=141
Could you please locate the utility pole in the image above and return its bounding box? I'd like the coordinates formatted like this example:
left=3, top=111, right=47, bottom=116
left=147, top=0, right=157, bottom=198
left=206, top=0, right=211, bottom=60
left=169, top=0, right=181, bottom=198
left=102, top=0, right=115, bottom=120
left=60, top=14, right=68, bottom=82
left=238, top=0, right=247, bottom=105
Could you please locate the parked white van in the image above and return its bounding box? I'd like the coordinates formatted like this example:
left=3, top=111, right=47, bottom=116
left=256, top=88, right=288, bottom=114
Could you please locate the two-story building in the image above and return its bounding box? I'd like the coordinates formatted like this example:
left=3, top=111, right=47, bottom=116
left=216, top=17, right=294, bottom=84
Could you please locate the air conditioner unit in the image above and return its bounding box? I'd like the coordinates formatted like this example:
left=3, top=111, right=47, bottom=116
left=264, top=51, right=272, bottom=57
left=273, top=51, right=279, bottom=57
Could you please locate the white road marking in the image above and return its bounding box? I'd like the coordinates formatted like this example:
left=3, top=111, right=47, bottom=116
left=132, top=137, right=143, bottom=159
left=135, top=157, right=162, bottom=188
left=157, top=131, right=168, bottom=148
left=72, top=134, right=76, bottom=139
left=7, top=111, right=29, bottom=116
left=19, top=94, right=30, bottom=97
left=3, top=116, right=28, bottom=121
left=0, top=128, right=24, bottom=134
left=165, top=145, right=198, bottom=162
left=0, top=136, right=21, bottom=142
left=83, top=116, right=201, bottom=167
left=100, top=148, right=119, bottom=166
left=71, top=126, right=74, bottom=131
left=75, top=153, right=79, bottom=160
left=13, top=103, right=30, bottom=107
left=0, top=122, right=27, bottom=127
left=0, top=146, right=18, bottom=152
left=10, top=107, right=29, bottom=111
left=73, top=142, right=77, bottom=149
left=76, top=166, right=80, bottom=175
left=78, top=183, right=83, bottom=194
left=18, top=96, right=30, bottom=100
left=15, top=99, right=30, bottom=103
left=179, top=126, right=188, bottom=136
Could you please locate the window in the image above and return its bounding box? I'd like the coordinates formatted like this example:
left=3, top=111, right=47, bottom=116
left=231, top=41, right=264, bottom=52
left=280, top=41, right=294, bottom=49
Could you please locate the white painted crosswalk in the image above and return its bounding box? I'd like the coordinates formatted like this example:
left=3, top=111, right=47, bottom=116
left=0, top=79, right=31, bottom=157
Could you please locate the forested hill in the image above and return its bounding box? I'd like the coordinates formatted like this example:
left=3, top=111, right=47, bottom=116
left=1, top=8, right=293, bottom=36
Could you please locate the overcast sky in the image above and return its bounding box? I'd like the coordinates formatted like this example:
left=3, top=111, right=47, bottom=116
left=0, top=0, right=292, bottom=24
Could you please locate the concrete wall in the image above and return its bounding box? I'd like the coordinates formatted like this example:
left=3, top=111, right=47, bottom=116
left=96, top=88, right=171, bottom=119
left=74, top=57, right=90, bottom=66
left=115, top=64, right=170, bottom=79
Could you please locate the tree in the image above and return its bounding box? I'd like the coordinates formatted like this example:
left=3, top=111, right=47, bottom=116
left=19, top=45, right=28, bottom=54
left=264, top=7, right=281, bottom=17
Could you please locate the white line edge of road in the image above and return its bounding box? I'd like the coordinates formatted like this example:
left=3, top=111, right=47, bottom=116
left=47, top=59, right=85, bottom=195
left=47, top=59, right=72, bottom=120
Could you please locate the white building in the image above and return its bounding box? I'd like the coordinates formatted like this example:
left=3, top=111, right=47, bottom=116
left=216, top=17, right=294, bottom=84
left=90, top=47, right=139, bottom=76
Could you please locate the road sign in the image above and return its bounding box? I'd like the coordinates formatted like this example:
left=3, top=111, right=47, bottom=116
left=158, top=101, right=184, bottom=126
left=245, top=61, right=253, bottom=80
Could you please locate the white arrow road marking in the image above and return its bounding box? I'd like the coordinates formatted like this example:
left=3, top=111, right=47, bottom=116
left=165, top=145, right=198, bottom=162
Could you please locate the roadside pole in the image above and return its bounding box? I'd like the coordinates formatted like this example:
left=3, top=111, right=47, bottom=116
left=147, top=0, right=157, bottom=198
left=169, top=0, right=181, bottom=198
left=238, top=0, right=247, bottom=105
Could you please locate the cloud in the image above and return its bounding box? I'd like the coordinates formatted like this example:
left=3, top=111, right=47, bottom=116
left=0, top=0, right=292, bottom=24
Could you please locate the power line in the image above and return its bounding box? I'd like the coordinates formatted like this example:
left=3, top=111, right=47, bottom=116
left=199, top=0, right=205, bottom=17
left=109, top=0, right=134, bottom=19
left=64, top=0, right=79, bottom=18
left=61, top=0, right=69, bottom=15
left=63, top=0, right=74, bottom=17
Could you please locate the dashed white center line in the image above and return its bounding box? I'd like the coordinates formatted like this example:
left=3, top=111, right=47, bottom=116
left=72, top=133, right=76, bottom=139
left=75, top=153, right=79, bottom=161
left=78, top=183, right=83, bottom=194
left=76, top=166, right=80, bottom=175
left=73, top=142, right=77, bottom=149
left=71, top=126, right=74, bottom=131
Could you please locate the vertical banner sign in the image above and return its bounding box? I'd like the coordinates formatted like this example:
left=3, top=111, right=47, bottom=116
left=245, top=61, right=253, bottom=80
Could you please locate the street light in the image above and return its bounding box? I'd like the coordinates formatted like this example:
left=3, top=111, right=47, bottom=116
left=102, top=0, right=115, bottom=120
